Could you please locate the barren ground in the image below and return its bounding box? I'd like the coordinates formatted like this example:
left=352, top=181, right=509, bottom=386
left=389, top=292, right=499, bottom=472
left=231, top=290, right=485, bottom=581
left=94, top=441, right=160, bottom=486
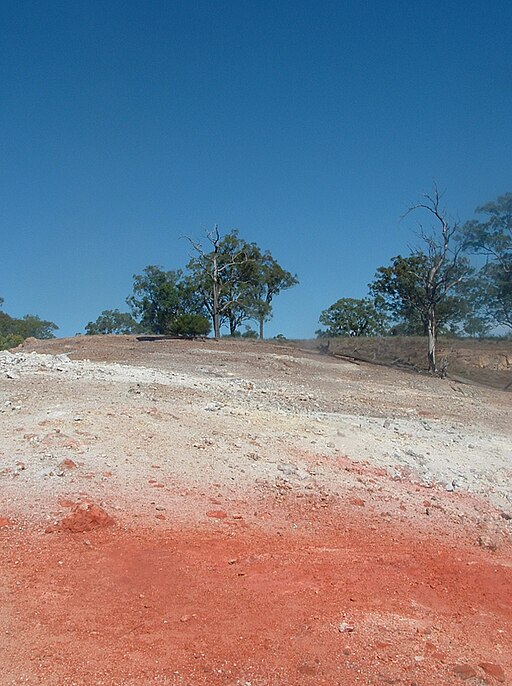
left=1, top=335, right=511, bottom=686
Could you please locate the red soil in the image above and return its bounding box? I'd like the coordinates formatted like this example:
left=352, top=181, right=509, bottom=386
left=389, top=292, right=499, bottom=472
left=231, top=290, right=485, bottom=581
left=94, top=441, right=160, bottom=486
left=1, top=496, right=510, bottom=686
left=45, top=503, right=115, bottom=534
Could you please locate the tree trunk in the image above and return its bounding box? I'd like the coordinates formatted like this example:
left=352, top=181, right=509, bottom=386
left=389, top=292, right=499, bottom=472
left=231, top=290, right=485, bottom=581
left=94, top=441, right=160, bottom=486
left=212, top=253, right=221, bottom=338
left=212, top=284, right=220, bottom=338
left=213, top=313, right=220, bottom=339
left=427, top=308, right=436, bottom=373
left=259, top=316, right=264, bottom=339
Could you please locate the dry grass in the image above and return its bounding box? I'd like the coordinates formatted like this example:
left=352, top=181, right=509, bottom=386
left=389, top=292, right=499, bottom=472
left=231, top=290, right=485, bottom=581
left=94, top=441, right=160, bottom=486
left=299, top=336, right=512, bottom=390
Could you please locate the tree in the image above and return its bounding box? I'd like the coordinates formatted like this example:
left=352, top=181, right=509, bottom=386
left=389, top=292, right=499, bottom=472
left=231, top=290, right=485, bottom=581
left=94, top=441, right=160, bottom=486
left=249, top=253, right=298, bottom=339
left=223, top=325, right=259, bottom=339
left=127, top=266, right=181, bottom=334
left=127, top=266, right=204, bottom=335
left=0, top=302, right=58, bottom=350
left=186, top=228, right=257, bottom=338
left=0, top=310, right=24, bottom=340
left=463, top=315, right=491, bottom=338
left=463, top=192, right=512, bottom=269
left=186, top=227, right=298, bottom=339
left=370, top=254, right=471, bottom=336
left=0, top=311, right=24, bottom=350
left=212, top=232, right=262, bottom=336
left=16, top=315, right=58, bottom=339
left=479, top=264, right=512, bottom=329
left=85, top=309, right=140, bottom=335
left=462, top=192, right=512, bottom=329
left=371, top=187, right=473, bottom=372
left=316, top=298, right=388, bottom=337
left=0, top=312, right=58, bottom=340
left=188, top=228, right=263, bottom=337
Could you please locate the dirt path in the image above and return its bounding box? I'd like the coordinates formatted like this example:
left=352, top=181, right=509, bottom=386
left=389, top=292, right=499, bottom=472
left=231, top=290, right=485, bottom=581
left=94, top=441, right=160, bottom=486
left=1, top=336, right=511, bottom=685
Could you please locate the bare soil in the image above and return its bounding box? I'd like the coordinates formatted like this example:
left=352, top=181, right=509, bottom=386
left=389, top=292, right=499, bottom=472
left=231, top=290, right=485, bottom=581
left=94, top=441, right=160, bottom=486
left=1, top=335, right=511, bottom=685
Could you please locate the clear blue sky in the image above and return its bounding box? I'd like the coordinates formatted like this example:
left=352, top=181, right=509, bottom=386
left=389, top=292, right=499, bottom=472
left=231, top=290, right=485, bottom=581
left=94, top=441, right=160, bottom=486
left=1, top=0, right=511, bottom=338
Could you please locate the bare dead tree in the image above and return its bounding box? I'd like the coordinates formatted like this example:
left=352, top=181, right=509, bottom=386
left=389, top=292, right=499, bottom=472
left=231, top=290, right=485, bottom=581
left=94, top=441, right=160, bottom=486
left=185, top=226, right=222, bottom=338
left=405, top=186, right=469, bottom=373
left=185, top=226, right=253, bottom=339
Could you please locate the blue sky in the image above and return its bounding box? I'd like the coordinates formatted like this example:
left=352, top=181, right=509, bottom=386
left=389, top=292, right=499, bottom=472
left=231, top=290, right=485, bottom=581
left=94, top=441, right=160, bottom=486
left=1, top=0, right=511, bottom=338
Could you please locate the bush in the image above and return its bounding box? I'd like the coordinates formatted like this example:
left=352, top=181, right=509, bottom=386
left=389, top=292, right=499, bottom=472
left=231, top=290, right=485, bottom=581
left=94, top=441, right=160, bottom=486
left=170, top=314, right=211, bottom=337
left=0, top=334, right=24, bottom=350
left=85, top=310, right=140, bottom=335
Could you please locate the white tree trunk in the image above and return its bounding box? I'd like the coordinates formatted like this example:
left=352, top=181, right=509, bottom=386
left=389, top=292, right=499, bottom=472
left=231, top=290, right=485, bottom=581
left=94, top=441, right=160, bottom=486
left=212, top=253, right=221, bottom=339
left=428, top=309, right=436, bottom=373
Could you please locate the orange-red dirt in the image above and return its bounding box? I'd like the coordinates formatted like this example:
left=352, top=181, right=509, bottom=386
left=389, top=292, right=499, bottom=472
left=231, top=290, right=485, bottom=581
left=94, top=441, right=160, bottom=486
left=48, top=503, right=116, bottom=533
left=1, top=496, right=510, bottom=686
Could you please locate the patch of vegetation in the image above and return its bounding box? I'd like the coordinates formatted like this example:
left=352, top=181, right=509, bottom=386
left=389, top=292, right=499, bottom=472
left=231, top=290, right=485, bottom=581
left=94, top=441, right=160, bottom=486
left=0, top=299, right=58, bottom=350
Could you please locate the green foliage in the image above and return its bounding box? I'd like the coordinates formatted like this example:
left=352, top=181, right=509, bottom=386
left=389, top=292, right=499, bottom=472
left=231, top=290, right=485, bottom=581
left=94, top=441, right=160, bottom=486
left=85, top=309, right=140, bottom=335
left=463, top=193, right=512, bottom=328
left=187, top=230, right=258, bottom=335
left=463, top=315, right=492, bottom=338
left=187, top=229, right=297, bottom=337
left=480, top=263, right=512, bottom=329
left=127, top=266, right=205, bottom=335
left=369, top=253, right=474, bottom=335
left=89, top=231, right=296, bottom=340
left=316, top=298, right=388, bottom=337
left=370, top=254, right=426, bottom=333
left=247, top=252, right=298, bottom=338
left=16, top=314, right=58, bottom=339
left=0, top=301, right=58, bottom=349
left=463, top=192, right=512, bottom=266
left=223, top=325, right=259, bottom=339
left=0, top=333, right=24, bottom=350
left=169, top=313, right=211, bottom=337
left=127, top=266, right=181, bottom=334
left=0, top=310, right=57, bottom=340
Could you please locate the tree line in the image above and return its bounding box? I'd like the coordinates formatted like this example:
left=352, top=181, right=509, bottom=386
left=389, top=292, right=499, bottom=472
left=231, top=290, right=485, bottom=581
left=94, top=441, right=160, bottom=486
left=1, top=188, right=510, bottom=373
left=0, top=296, right=58, bottom=349
left=85, top=228, right=298, bottom=340
left=316, top=188, right=511, bottom=372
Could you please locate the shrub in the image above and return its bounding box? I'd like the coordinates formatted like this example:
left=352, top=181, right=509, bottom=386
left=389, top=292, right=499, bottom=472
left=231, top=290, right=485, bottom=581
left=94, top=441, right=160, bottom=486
left=170, top=314, right=211, bottom=337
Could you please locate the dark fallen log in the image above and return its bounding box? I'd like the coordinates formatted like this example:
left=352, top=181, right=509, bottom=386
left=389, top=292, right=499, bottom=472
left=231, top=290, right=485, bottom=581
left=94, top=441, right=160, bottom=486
left=330, top=353, right=361, bottom=365
left=136, top=335, right=207, bottom=342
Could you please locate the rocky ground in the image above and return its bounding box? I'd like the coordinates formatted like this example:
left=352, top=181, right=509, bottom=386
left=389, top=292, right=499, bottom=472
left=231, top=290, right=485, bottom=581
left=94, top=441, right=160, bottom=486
left=0, top=335, right=511, bottom=686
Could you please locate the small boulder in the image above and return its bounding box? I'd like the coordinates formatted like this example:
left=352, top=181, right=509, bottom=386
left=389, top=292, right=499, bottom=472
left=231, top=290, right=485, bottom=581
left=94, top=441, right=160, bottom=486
left=338, top=622, right=354, bottom=633
left=479, top=663, right=505, bottom=683
left=59, top=458, right=77, bottom=470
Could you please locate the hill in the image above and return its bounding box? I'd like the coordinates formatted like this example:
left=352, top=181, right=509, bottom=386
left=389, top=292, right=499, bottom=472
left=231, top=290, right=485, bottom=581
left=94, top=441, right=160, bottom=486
left=0, top=335, right=510, bottom=685
left=303, top=335, right=512, bottom=391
